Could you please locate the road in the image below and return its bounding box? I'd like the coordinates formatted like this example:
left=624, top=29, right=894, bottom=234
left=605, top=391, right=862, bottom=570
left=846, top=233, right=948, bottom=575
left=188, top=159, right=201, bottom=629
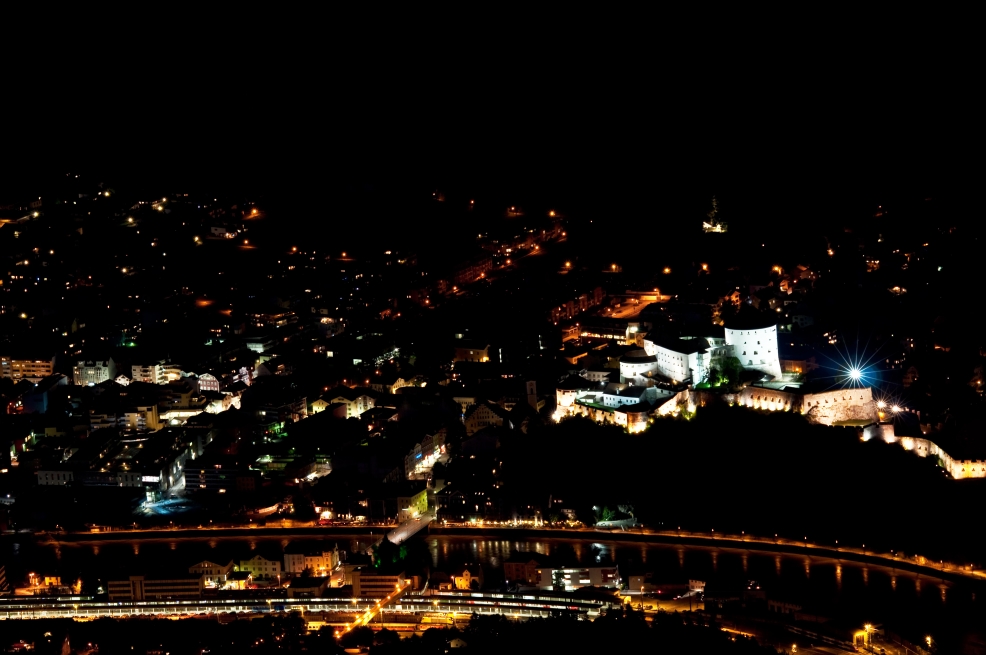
left=361, top=509, right=436, bottom=553
left=335, top=579, right=411, bottom=639
left=387, top=509, right=436, bottom=545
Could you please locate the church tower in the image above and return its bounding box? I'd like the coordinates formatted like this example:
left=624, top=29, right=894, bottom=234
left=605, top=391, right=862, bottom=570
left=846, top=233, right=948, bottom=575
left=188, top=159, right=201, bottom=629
left=526, top=380, right=538, bottom=410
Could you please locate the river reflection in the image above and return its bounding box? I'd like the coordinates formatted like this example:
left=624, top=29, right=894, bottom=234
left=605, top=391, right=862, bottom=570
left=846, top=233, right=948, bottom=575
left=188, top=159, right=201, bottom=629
left=2, top=533, right=981, bottom=635
left=419, top=535, right=986, bottom=639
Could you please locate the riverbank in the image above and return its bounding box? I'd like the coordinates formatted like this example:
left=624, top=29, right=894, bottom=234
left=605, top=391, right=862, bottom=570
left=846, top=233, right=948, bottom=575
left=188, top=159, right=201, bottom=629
left=10, top=523, right=984, bottom=587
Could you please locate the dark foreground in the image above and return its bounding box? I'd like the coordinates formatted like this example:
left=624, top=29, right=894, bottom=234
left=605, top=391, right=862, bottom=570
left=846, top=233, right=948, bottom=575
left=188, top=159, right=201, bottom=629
left=0, top=610, right=775, bottom=655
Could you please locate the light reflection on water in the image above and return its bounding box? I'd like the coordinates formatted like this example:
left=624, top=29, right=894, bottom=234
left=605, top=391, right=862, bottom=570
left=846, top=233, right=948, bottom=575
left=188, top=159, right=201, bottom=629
left=418, top=535, right=984, bottom=636
left=3, top=534, right=980, bottom=634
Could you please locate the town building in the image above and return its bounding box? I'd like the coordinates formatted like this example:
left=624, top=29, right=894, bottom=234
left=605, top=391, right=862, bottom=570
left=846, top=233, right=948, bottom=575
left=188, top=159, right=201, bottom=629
left=503, top=556, right=540, bottom=585
left=464, top=401, right=512, bottom=436
left=451, top=565, right=484, bottom=590
left=37, top=430, right=192, bottom=497
left=327, top=386, right=378, bottom=418
left=194, top=372, right=221, bottom=393
left=283, top=547, right=340, bottom=576
left=89, top=403, right=164, bottom=432
left=238, top=555, right=282, bottom=581
left=107, top=575, right=204, bottom=601
left=287, top=577, right=328, bottom=598
left=369, top=373, right=410, bottom=395
left=397, top=483, right=429, bottom=519
left=453, top=341, right=490, bottom=363
left=73, top=358, right=117, bottom=386
left=131, top=361, right=168, bottom=385
left=226, top=571, right=252, bottom=590
left=405, top=430, right=446, bottom=480
left=35, top=470, right=72, bottom=486
left=0, top=356, right=55, bottom=383
left=352, top=570, right=405, bottom=598
left=536, top=566, right=620, bottom=591
left=563, top=381, right=676, bottom=428
left=188, top=560, right=234, bottom=587
left=188, top=461, right=261, bottom=493
left=310, top=398, right=347, bottom=417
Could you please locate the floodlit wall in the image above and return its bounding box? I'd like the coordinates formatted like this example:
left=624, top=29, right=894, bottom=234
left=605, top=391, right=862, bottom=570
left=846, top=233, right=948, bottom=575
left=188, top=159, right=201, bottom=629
left=734, top=386, right=877, bottom=425
left=863, top=423, right=986, bottom=479
left=736, top=387, right=800, bottom=413
left=556, top=388, right=580, bottom=409
left=802, top=387, right=876, bottom=424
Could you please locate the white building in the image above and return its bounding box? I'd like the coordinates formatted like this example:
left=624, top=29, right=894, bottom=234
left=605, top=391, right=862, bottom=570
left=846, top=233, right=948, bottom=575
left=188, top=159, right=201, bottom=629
left=619, top=350, right=660, bottom=384
left=73, top=358, right=117, bottom=386
left=620, top=322, right=783, bottom=387
left=284, top=549, right=339, bottom=576
left=638, top=338, right=714, bottom=386
left=724, top=324, right=781, bottom=380
left=36, top=470, right=75, bottom=486
left=132, top=361, right=167, bottom=385
left=196, top=372, right=221, bottom=392
left=188, top=560, right=234, bottom=587
left=536, top=566, right=620, bottom=591
left=329, top=387, right=377, bottom=418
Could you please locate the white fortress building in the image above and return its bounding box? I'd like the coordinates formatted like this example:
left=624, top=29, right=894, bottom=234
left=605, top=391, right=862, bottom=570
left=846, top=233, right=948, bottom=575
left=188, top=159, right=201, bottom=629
left=723, top=323, right=782, bottom=380
left=621, top=322, right=782, bottom=386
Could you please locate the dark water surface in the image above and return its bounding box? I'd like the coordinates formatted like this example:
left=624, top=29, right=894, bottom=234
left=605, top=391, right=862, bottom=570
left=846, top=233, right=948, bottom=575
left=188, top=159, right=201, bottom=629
left=3, top=533, right=982, bottom=646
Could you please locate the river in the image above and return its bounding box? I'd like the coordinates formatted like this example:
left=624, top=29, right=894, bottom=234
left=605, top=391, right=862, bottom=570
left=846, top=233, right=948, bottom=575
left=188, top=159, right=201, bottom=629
left=2, top=532, right=982, bottom=643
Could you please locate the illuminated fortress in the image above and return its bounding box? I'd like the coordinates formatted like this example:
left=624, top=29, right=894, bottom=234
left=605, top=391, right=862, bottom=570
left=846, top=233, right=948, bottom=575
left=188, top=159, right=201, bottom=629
left=620, top=322, right=782, bottom=386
